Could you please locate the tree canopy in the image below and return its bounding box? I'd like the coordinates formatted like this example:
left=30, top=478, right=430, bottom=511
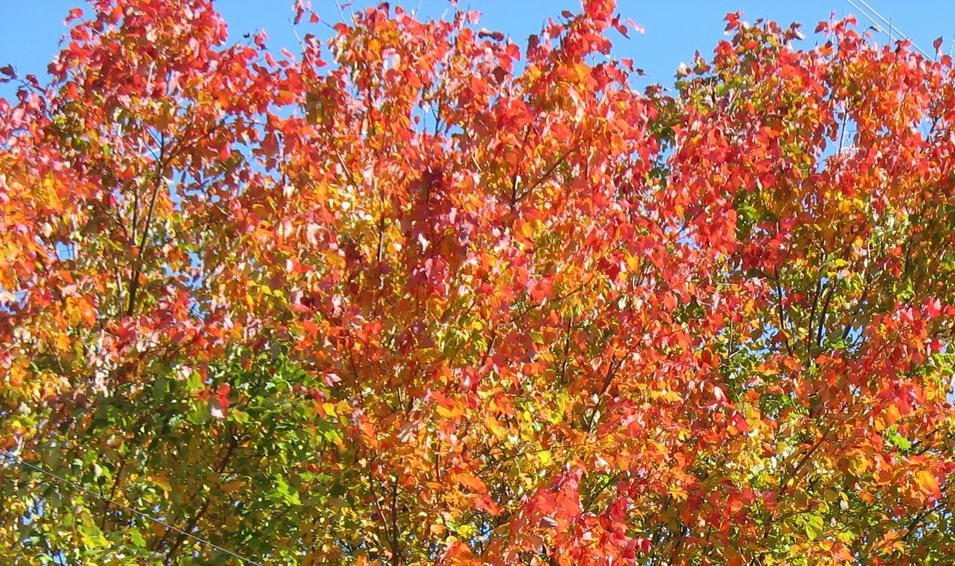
left=1, top=1, right=953, bottom=564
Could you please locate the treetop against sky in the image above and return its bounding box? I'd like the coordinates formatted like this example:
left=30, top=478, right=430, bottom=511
left=4, top=0, right=955, bottom=99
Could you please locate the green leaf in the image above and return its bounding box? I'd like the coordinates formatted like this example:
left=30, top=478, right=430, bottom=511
left=129, top=526, right=147, bottom=548
left=804, top=514, right=824, bottom=541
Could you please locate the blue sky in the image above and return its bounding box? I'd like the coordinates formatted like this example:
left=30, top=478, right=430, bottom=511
left=2, top=0, right=954, bottom=100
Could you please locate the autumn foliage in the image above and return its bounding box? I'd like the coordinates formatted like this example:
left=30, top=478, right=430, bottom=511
left=1, top=0, right=954, bottom=563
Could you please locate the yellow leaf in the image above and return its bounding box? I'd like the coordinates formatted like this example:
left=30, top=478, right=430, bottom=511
left=884, top=403, right=901, bottom=426
left=150, top=474, right=172, bottom=494
left=436, top=404, right=462, bottom=419
left=915, top=470, right=939, bottom=496
left=484, top=413, right=506, bottom=439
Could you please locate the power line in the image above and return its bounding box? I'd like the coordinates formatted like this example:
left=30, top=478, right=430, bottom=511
left=0, top=450, right=262, bottom=566
left=847, top=0, right=932, bottom=59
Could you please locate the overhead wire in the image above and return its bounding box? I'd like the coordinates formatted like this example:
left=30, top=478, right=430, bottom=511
left=846, top=0, right=932, bottom=59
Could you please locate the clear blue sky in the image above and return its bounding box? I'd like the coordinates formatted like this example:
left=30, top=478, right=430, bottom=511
left=2, top=0, right=954, bottom=100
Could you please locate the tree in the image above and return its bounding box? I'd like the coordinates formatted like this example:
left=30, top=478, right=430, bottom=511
left=0, top=0, right=953, bottom=563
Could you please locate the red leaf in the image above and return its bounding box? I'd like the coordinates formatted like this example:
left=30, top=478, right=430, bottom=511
left=478, top=29, right=504, bottom=41
left=730, top=413, right=750, bottom=434
left=529, top=278, right=552, bottom=302
left=65, top=7, right=83, bottom=24
left=725, top=11, right=741, bottom=31
left=613, top=18, right=630, bottom=39
left=210, top=384, right=231, bottom=419
left=254, top=30, right=268, bottom=50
